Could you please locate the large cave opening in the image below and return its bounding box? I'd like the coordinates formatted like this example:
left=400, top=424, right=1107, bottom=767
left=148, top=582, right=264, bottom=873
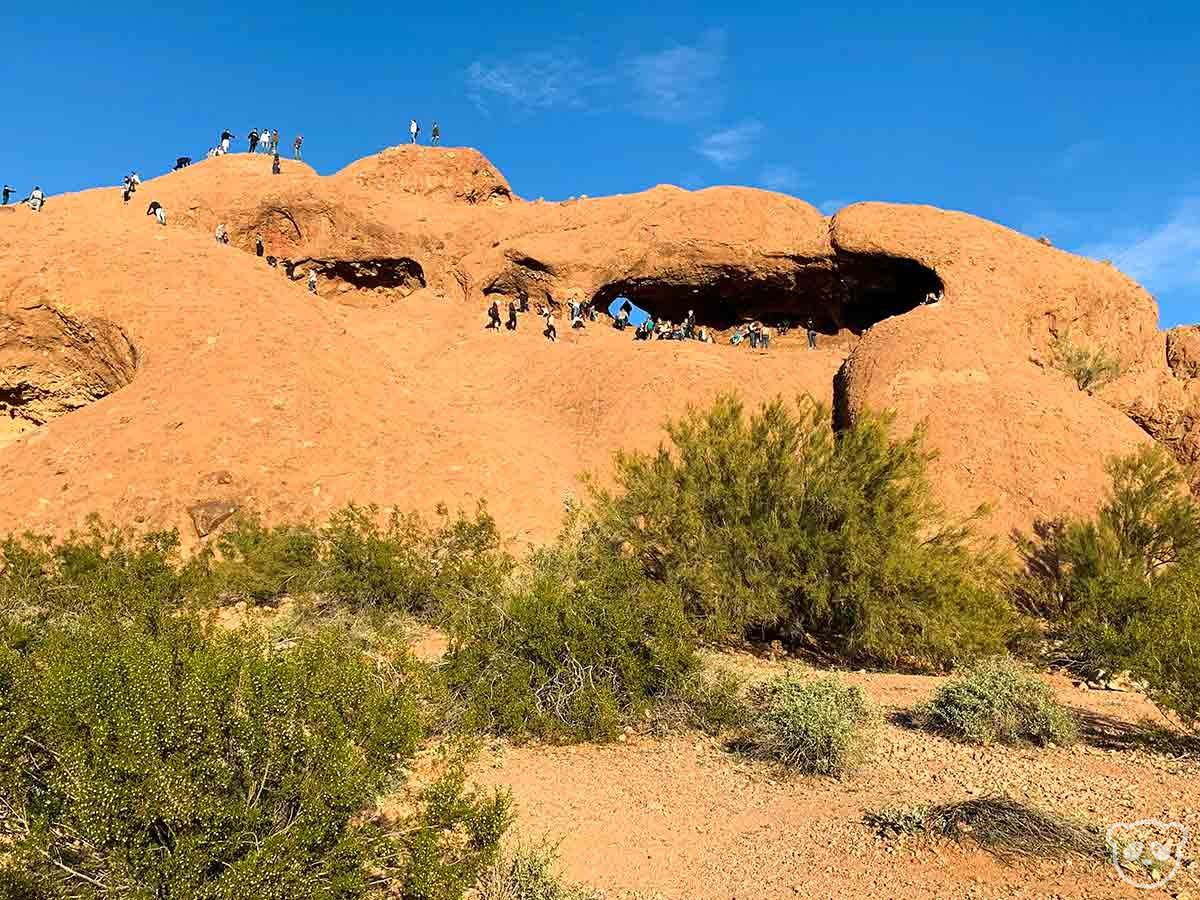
left=284, top=257, right=426, bottom=308
left=587, top=252, right=943, bottom=336
left=1, top=306, right=137, bottom=445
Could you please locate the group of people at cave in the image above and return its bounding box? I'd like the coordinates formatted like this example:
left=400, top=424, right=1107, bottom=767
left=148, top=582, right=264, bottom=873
left=485, top=291, right=823, bottom=350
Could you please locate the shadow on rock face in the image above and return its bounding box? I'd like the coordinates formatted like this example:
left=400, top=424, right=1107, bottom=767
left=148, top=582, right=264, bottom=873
left=0, top=305, right=138, bottom=439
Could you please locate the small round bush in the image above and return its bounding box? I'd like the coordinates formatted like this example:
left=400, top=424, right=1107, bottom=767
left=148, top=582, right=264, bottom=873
left=743, top=674, right=875, bottom=776
left=918, top=656, right=1077, bottom=746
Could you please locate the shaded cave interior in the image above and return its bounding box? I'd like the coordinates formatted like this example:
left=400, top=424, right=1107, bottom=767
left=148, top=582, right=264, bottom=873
left=486, top=252, right=943, bottom=335
left=590, top=253, right=943, bottom=334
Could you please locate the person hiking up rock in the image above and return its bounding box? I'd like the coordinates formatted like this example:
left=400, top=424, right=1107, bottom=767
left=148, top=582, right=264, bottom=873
left=27, top=186, right=45, bottom=212
left=220, top=130, right=233, bottom=154
left=272, top=152, right=281, bottom=175
left=486, top=300, right=502, bottom=330
left=146, top=200, right=165, bottom=225
left=248, top=128, right=259, bottom=153
left=431, top=121, right=441, bottom=145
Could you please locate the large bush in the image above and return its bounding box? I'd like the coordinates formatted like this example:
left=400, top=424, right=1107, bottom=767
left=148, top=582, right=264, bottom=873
left=588, top=394, right=1015, bottom=669
left=916, top=656, right=1077, bottom=746
left=0, top=600, right=508, bottom=898
left=217, top=503, right=513, bottom=614
left=442, top=521, right=697, bottom=742
left=1020, top=446, right=1200, bottom=730
left=740, top=674, right=875, bottom=777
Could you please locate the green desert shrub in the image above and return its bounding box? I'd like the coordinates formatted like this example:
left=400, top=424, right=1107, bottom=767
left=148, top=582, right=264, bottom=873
left=1052, top=331, right=1122, bottom=392
left=650, top=667, right=747, bottom=736
left=740, top=674, right=875, bottom=776
left=1019, top=446, right=1200, bottom=731
left=215, top=503, right=513, bottom=615
left=589, top=394, right=1015, bottom=669
left=916, top=656, right=1077, bottom=746
left=442, top=523, right=697, bottom=742
left=0, top=596, right=507, bottom=899
left=475, top=841, right=600, bottom=900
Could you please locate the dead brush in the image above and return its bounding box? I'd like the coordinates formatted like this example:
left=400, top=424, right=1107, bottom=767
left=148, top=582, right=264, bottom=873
left=924, top=796, right=1106, bottom=860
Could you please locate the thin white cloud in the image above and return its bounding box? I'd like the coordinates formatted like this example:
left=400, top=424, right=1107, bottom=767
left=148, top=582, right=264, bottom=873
left=759, top=165, right=800, bottom=193
left=1081, top=198, right=1200, bottom=294
left=697, top=120, right=764, bottom=167
left=631, top=29, right=727, bottom=122
left=466, top=52, right=596, bottom=112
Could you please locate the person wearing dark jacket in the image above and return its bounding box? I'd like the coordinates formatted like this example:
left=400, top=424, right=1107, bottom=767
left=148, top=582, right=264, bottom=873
left=486, top=300, right=502, bottom=330
left=506, top=300, right=517, bottom=330
left=255, top=235, right=265, bottom=257
left=2, top=185, right=14, bottom=204
left=248, top=129, right=260, bottom=153
left=272, top=153, right=281, bottom=175
left=431, top=121, right=441, bottom=145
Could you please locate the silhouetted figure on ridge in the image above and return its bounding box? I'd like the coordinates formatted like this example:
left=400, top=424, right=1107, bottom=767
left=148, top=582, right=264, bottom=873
left=248, top=129, right=260, bottom=153
left=293, top=135, right=303, bottom=159
left=410, top=118, right=419, bottom=144
left=431, top=121, right=441, bottom=145
left=2, top=185, right=13, bottom=205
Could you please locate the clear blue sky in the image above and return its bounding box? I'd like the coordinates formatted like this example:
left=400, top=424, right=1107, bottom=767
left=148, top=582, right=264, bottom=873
left=3, top=1, right=1197, bottom=326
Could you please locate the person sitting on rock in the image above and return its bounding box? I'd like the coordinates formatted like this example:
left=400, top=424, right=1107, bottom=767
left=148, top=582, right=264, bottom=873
left=248, top=128, right=259, bottom=153
left=614, top=307, right=629, bottom=331
left=307, top=270, right=318, bottom=294
left=146, top=200, right=165, bottom=225
left=486, top=300, right=502, bottom=330
left=214, top=223, right=229, bottom=245
left=924, top=289, right=942, bottom=306
left=431, top=121, right=441, bottom=145
left=730, top=328, right=744, bottom=346
left=806, top=319, right=817, bottom=349
left=506, top=300, right=517, bottom=331
left=698, top=326, right=712, bottom=344
left=255, top=235, right=265, bottom=257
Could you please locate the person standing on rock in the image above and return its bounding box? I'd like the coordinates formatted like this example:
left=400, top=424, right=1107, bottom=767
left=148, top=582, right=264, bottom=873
left=248, top=128, right=260, bottom=153
left=220, top=130, right=233, bottom=154
left=410, top=118, right=419, bottom=144
left=260, top=127, right=271, bottom=152
left=2, top=185, right=13, bottom=205
left=806, top=318, right=817, bottom=350
left=431, top=121, right=441, bottom=145
left=255, top=235, right=265, bottom=257
left=307, top=270, right=318, bottom=294
left=486, top=300, right=502, bottom=330
left=543, top=310, right=557, bottom=342
left=146, top=200, right=165, bottom=225
left=293, top=135, right=303, bottom=159
left=272, top=152, right=281, bottom=175
left=507, top=300, right=517, bottom=331
left=214, top=223, right=229, bottom=245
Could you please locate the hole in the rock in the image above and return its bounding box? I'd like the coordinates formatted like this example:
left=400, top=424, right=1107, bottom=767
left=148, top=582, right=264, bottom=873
left=285, top=257, right=427, bottom=307
left=1, top=306, right=137, bottom=444
left=585, top=252, right=943, bottom=335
